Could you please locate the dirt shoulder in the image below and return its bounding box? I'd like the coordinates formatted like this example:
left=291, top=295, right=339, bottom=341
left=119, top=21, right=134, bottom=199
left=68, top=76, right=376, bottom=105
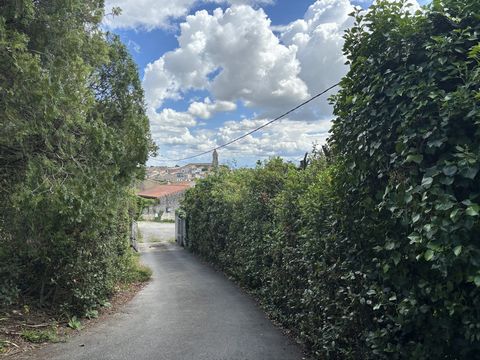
left=0, top=280, right=148, bottom=358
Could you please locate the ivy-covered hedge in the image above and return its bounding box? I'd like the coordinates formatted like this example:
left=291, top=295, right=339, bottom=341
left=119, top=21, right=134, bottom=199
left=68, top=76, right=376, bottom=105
left=182, top=1, right=480, bottom=358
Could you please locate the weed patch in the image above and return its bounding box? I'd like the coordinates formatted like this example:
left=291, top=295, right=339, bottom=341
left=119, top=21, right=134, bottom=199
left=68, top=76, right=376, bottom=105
left=121, top=253, right=152, bottom=284
left=21, top=328, right=57, bottom=344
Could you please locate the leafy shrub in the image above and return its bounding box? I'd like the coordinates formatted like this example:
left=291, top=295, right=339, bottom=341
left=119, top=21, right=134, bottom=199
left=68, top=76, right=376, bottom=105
left=67, top=316, right=82, bottom=331
left=183, top=1, right=480, bottom=358
left=120, top=252, right=153, bottom=284
left=85, top=309, right=99, bottom=319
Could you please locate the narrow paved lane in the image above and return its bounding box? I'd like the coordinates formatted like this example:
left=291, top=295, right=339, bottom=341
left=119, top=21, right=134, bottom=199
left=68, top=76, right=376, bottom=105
left=21, top=222, right=304, bottom=360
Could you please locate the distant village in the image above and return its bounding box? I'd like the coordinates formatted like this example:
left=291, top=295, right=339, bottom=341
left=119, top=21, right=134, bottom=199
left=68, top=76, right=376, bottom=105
left=136, top=150, right=219, bottom=221
left=145, top=163, right=213, bottom=183
left=146, top=149, right=219, bottom=183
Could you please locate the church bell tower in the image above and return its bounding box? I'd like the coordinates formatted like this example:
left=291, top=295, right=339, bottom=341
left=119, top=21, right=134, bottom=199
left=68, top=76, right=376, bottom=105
left=212, top=149, right=219, bottom=168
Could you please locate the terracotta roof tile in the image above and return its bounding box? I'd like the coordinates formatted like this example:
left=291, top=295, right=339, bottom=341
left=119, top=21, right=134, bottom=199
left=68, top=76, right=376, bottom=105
left=137, top=184, right=191, bottom=199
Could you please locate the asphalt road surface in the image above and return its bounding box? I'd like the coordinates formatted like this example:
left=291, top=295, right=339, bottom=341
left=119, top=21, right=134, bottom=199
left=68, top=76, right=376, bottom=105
left=19, top=222, right=304, bottom=360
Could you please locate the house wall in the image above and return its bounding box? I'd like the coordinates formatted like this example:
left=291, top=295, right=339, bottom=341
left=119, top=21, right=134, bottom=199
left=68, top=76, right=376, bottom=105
left=142, top=191, right=186, bottom=221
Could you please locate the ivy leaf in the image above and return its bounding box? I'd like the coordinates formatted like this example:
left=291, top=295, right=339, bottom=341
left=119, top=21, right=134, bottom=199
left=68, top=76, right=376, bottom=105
left=440, top=176, right=454, bottom=185
left=450, top=208, right=461, bottom=222
left=424, top=249, right=434, bottom=261
left=412, top=213, right=421, bottom=223
left=405, top=193, right=413, bottom=204
left=421, top=176, right=433, bottom=188
left=408, top=233, right=422, bottom=244
left=406, top=154, right=423, bottom=164
left=385, top=242, right=395, bottom=250
left=392, top=253, right=401, bottom=265
left=453, top=245, right=462, bottom=256
left=442, top=165, right=458, bottom=176
left=466, top=205, right=479, bottom=217
left=435, top=202, right=454, bottom=211
left=460, top=166, right=479, bottom=180
left=475, top=276, right=480, bottom=287
left=427, top=138, right=446, bottom=148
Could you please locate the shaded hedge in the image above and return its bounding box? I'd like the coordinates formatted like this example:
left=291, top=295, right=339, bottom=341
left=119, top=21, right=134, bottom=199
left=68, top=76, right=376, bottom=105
left=182, top=1, right=480, bottom=358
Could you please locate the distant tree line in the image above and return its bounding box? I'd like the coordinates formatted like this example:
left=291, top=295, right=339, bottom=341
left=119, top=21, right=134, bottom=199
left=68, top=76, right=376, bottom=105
left=182, top=0, right=480, bottom=358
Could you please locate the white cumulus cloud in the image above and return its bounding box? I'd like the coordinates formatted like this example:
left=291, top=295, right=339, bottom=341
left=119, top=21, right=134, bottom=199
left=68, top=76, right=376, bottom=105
left=143, top=0, right=356, bottom=164
left=143, top=5, right=309, bottom=112
left=149, top=117, right=332, bottom=165
left=275, top=0, right=354, bottom=118
left=188, top=98, right=237, bottom=119
left=143, top=0, right=419, bottom=165
left=104, top=0, right=274, bottom=30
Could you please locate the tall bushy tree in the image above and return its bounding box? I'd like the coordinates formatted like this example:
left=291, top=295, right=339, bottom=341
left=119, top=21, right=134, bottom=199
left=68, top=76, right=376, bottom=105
left=0, top=0, right=154, bottom=312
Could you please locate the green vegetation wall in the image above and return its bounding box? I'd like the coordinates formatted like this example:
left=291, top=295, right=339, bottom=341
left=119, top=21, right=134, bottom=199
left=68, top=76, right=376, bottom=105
left=182, top=0, right=480, bottom=358
left=0, top=1, right=154, bottom=313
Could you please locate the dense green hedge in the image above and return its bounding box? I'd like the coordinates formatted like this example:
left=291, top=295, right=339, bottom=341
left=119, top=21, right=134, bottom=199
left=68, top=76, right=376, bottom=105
left=0, top=1, right=154, bottom=314
left=182, top=1, right=480, bottom=358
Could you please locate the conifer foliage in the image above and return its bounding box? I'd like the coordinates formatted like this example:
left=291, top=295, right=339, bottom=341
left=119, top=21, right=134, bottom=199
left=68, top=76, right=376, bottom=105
left=0, top=1, right=154, bottom=313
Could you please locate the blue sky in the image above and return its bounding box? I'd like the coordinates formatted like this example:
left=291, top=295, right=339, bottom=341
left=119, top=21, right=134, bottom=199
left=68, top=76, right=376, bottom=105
left=114, top=1, right=336, bottom=75
left=105, top=0, right=430, bottom=167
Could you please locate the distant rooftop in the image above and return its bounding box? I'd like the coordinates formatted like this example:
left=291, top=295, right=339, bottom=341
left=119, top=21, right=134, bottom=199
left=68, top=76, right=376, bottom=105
left=137, top=183, right=192, bottom=199
left=148, top=163, right=212, bottom=169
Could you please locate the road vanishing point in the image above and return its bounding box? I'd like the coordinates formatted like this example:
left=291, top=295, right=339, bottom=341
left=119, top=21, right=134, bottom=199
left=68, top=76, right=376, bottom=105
left=18, top=222, right=304, bottom=360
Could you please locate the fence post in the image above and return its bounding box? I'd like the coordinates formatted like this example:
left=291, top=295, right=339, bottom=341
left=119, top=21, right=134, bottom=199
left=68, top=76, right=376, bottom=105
left=130, top=220, right=139, bottom=252
left=175, top=213, right=186, bottom=247
left=181, top=216, right=186, bottom=247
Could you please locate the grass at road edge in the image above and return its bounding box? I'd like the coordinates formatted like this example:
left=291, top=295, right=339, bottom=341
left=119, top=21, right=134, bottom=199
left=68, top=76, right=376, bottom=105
left=0, top=251, right=152, bottom=357
left=20, top=327, right=58, bottom=344
left=122, top=252, right=153, bottom=284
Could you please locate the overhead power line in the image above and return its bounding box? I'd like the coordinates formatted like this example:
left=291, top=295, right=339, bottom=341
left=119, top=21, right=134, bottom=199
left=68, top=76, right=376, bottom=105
left=151, top=82, right=340, bottom=163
